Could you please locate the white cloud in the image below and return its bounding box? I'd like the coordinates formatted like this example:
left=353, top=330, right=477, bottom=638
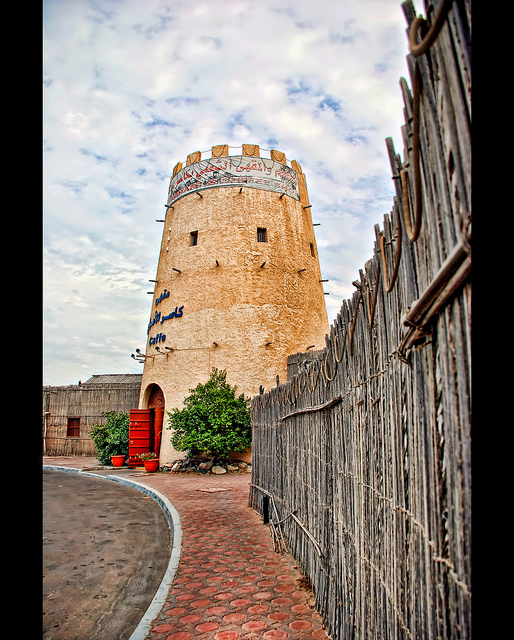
left=43, top=0, right=410, bottom=384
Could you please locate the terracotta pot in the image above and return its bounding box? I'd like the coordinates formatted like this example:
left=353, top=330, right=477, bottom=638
left=143, top=458, right=160, bottom=473
left=111, top=455, right=126, bottom=468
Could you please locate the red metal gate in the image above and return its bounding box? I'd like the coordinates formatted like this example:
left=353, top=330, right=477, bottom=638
left=128, top=409, right=154, bottom=467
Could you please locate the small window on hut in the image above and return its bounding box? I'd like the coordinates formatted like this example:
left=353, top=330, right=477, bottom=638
left=190, top=231, right=198, bottom=246
left=310, top=242, right=315, bottom=257
left=257, top=227, right=267, bottom=242
left=67, top=417, right=80, bottom=437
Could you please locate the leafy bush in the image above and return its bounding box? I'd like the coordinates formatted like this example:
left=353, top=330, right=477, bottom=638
left=89, top=411, right=129, bottom=465
left=167, top=368, right=252, bottom=460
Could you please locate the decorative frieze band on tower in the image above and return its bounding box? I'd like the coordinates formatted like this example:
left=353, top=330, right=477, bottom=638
left=139, top=144, right=329, bottom=465
left=167, top=145, right=307, bottom=207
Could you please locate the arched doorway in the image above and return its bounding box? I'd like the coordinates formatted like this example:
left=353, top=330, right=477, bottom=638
left=128, top=384, right=166, bottom=467
left=147, top=384, right=165, bottom=458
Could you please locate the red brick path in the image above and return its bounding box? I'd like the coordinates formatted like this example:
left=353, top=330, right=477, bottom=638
left=132, top=473, right=330, bottom=639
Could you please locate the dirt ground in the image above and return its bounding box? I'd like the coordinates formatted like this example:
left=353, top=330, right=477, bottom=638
left=43, top=469, right=171, bottom=640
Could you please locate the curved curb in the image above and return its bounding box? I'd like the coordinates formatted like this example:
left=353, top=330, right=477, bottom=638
left=43, top=466, right=182, bottom=640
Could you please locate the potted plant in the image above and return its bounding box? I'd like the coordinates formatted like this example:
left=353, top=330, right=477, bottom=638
left=110, top=454, right=126, bottom=467
left=89, top=411, right=129, bottom=466
left=138, top=452, right=160, bottom=473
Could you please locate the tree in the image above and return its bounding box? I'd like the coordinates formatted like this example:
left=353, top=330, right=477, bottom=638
left=167, top=368, right=252, bottom=460
left=89, top=411, right=130, bottom=465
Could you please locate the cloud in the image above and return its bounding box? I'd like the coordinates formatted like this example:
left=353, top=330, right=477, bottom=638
left=43, top=0, right=410, bottom=384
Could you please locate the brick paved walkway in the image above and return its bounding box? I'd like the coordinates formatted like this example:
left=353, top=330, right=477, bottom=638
left=139, top=473, right=329, bottom=640
left=43, top=458, right=330, bottom=639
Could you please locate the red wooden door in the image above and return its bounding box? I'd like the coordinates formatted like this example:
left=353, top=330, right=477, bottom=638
left=129, top=409, right=154, bottom=467
left=154, top=407, right=163, bottom=458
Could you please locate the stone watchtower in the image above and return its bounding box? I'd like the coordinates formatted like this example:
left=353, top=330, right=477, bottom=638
left=138, top=144, right=329, bottom=465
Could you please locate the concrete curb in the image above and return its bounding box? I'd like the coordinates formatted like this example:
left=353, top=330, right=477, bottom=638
left=43, top=465, right=183, bottom=640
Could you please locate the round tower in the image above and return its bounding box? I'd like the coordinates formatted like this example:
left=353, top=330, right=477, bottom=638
left=138, top=144, right=329, bottom=465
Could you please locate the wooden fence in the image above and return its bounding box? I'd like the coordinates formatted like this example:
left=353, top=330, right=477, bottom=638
left=249, top=1, right=471, bottom=638
left=42, top=379, right=142, bottom=456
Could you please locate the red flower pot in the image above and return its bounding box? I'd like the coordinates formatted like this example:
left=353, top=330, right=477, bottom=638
left=111, top=455, right=126, bottom=467
left=143, top=458, right=159, bottom=473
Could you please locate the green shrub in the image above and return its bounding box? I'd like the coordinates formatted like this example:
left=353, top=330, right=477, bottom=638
left=167, top=368, right=252, bottom=460
left=89, top=411, right=129, bottom=465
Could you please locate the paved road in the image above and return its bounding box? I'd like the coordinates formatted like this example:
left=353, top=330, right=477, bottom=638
left=43, top=469, right=171, bottom=640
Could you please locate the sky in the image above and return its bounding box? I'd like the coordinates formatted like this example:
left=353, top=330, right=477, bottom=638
left=43, top=0, right=412, bottom=386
